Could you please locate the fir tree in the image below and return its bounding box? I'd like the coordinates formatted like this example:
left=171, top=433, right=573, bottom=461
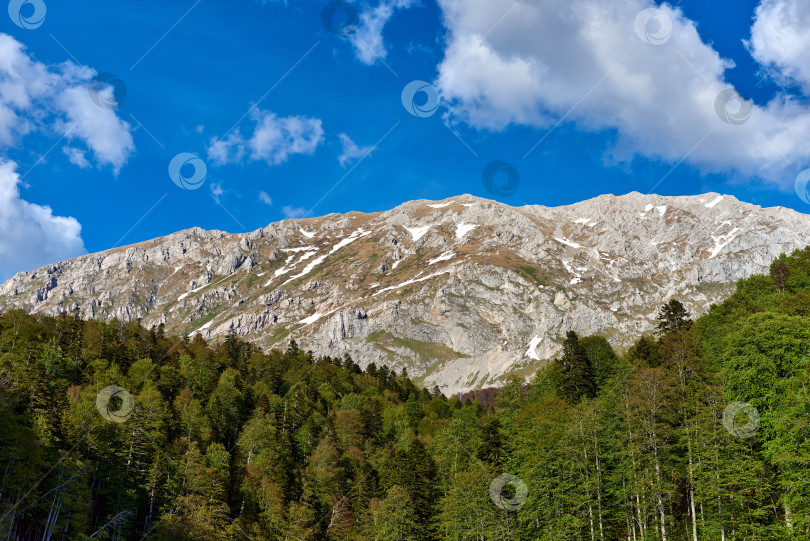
left=556, top=331, right=596, bottom=402
left=580, top=334, right=618, bottom=390
left=656, top=299, right=692, bottom=335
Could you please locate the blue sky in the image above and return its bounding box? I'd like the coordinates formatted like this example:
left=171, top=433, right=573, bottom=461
left=1, top=0, right=810, bottom=279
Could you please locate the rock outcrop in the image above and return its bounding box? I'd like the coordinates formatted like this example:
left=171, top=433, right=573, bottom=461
left=2, top=192, right=808, bottom=394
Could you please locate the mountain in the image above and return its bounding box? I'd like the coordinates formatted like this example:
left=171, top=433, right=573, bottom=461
left=1, top=192, right=808, bottom=394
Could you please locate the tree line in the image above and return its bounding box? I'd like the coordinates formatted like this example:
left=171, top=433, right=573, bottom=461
left=1, top=247, right=810, bottom=539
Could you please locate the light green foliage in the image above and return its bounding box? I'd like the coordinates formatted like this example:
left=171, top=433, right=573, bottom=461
left=372, top=486, right=418, bottom=541
left=3, top=247, right=810, bottom=538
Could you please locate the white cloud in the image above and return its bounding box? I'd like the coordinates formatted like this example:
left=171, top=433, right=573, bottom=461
left=0, top=33, right=134, bottom=174
left=435, top=0, right=810, bottom=186
left=282, top=205, right=308, bottom=219
left=749, top=0, right=810, bottom=94
left=55, top=85, right=134, bottom=174
left=350, top=0, right=418, bottom=64
left=251, top=112, right=323, bottom=164
left=210, top=182, right=224, bottom=203
left=208, top=110, right=324, bottom=166
left=337, top=133, right=375, bottom=167
left=63, top=147, right=89, bottom=168
left=259, top=191, right=273, bottom=205
left=208, top=130, right=246, bottom=165
left=0, top=160, right=86, bottom=280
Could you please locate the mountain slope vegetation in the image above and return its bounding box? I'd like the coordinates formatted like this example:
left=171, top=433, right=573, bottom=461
left=2, top=248, right=810, bottom=539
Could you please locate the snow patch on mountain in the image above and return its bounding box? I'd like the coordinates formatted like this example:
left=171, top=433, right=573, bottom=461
left=526, top=336, right=543, bottom=360
left=179, top=275, right=232, bottom=301
left=284, top=255, right=327, bottom=284
left=405, top=225, right=430, bottom=242
left=456, top=223, right=477, bottom=239
left=555, top=237, right=582, bottom=249
left=705, top=196, right=724, bottom=208
left=300, top=309, right=337, bottom=325
left=428, top=251, right=455, bottom=265
left=330, top=229, right=371, bottom=254
left=709, top=227, right=741, bottom=258
left=373, top=270, right=450, bottom=296
left=561, top=260, right=584, bottom=285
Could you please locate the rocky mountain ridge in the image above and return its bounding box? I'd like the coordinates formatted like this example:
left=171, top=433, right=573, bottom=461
left=1, top=192, right=807, bottom=393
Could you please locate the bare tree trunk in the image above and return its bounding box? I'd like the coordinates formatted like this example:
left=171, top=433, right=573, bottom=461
left=688, top=455, right=698, bottom=541
left=592, top=429, right=605, bottom=541
left=42, top=479, right=63, bottom=541
left=145, top=474, right=157, bottom=533
left=636, top=493, right=646, bottom=540
left=239, top=448, right=253, bottom=517
left=675, top=351, right=698, bottom=541
left=624, top=480, right=637, bottom=541
left=624, top=389, right=646, bottom=541
left=654, top=443, right=667, bottom=541
left=579, top=418, right=596, bottom=541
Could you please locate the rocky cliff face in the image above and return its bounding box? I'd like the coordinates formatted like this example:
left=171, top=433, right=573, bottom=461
left=1, top=192, right=808, bottom=394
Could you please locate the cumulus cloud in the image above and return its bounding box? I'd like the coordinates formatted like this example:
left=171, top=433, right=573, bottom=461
left=0, top=160, right=86, bottom=280
left=350, top=0, right=418, bottom=64
left=208, top=131, right=246, bottom=165
left=208, top=110, right=324, bottom=166
left=56, top=85, right=134, bottom=173
left=435, top=0, right=810, bottom=186
left=259, top=191, right=273, bottom=205
left=749, top=0, right=810, bottom=93
left=0, top=33, right=134, bottom=174
left=337, top=133, right=375, bottom=167
left=63, top=147, right=89, bottom=168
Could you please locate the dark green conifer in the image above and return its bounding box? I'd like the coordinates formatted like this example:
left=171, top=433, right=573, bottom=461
left=656, top=299, right=691, bottom=335
left=556, top=330, right=596, bottom=402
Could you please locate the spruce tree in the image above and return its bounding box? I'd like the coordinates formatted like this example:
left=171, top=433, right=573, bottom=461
left=580, top=335, right=618, bottom=390
left=556, top=331, right=596, bottom=402
left=656, top=299, right=691, bottom=335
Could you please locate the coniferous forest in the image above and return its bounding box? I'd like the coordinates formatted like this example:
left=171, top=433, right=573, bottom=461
left=2, top=249, right=810, bottom=540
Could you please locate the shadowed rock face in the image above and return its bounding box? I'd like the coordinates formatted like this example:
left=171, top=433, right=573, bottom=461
left=2, top=192, right=808, bottom=394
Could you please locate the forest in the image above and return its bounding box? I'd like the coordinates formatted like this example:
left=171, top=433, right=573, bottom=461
left=1, top=248, right=810, bottom=540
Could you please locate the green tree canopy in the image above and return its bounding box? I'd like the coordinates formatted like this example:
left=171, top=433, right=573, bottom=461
left=656, top=298, right=692, bottom=335
left=555, top=331, right=596, bottom=403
